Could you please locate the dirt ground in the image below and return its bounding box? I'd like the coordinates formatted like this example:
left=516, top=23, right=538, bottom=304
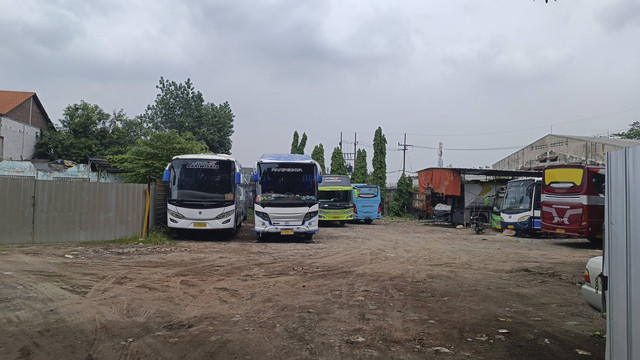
left=0, top=218, right=606, bottom=360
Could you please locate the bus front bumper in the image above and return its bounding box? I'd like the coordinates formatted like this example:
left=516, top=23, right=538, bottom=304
left=254, top=219, right=318, bottom=235
left=167, top=216, right=235, bottom=230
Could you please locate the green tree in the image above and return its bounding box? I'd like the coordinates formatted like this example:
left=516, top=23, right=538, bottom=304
left=290, top=131, right=308, bottom=154
left=389, top=173, right=413, bottom=216
left=329, top=147, right=348, bottom=175
left=109, top=130, right=208, bottom=183
left=35, top=101, right=138, bottom=162
left=311, top=144, right=326, bottom=174
left=613, top=121, right=640, bottom=139
left=140, top=77, right=234, bottom=154
left=351, top=148, right=369, bottom=183
left=371, top=126, right=388, bottom=202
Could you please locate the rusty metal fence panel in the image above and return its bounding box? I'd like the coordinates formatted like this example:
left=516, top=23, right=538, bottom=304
left=0, top=177, right=35, bottom=244
left=1, top=180, right=150, bottom=244
left=605, top=146, right=640, bottom=360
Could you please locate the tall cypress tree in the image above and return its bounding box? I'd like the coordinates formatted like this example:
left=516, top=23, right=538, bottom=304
left=371, top=127, right=387, bottom=203
left=330, top=147, right=348, bottom=175
left=311, top=144, right=326, bottom=174
left=351, top=148, right=369, bottom=183
left=290, top=131, right=308, bottom=154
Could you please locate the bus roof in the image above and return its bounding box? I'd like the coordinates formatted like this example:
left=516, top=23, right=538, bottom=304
left=171, top=154, right=235, bottom=161
left=320, top=175, right=352, bottom=188
left=258, top=154, right=315, bottom=163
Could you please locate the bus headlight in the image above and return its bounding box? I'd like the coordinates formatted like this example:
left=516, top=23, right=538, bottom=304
left=303, top=211, right=318, bottom=222
left=167, top=209, right=186, bottom=219
left=255, top=211, right=271, bottom=222
left=518, top=215, right=531, bottom=222
left=214, top=209, right=235, bottom=220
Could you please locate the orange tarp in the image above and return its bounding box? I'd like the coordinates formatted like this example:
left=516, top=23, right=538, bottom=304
left=418, top=169, right=461, bottom=196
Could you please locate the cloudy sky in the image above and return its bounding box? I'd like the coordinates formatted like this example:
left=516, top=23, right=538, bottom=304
left=2, top=0, right=639, bottom=182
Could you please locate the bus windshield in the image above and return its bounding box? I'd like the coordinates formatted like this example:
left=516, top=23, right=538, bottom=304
left=169, top=159, right=234, bottom=201
left=355, top=186, right=379, bottom=198
left=257, top=163, right=317, bottom=200
left=544, top=168, right=584, bottom=190
left=319, top=190, right=351, bottom=203
left=502, top=180, right=535, bottom=213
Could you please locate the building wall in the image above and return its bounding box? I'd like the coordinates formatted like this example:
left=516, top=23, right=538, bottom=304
left=4, top=97, right=49, bottom=129
left=0, top=117, right=41, bottom=160
left=493, top=135, right=626, bottom=170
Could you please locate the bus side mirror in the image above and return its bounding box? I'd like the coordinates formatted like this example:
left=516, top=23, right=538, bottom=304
left=235, top=172, right=241, bottom=184
left=163, top=170, right=170, bottom=182
left=252, top=173, right=259, bottom=182
left=317, top=175, right=323, bottom=183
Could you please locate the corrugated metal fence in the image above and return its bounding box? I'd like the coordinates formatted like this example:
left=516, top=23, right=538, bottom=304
left=605, top=146, right=640, bottom=360
left=0, top=177, right=155, bottom=244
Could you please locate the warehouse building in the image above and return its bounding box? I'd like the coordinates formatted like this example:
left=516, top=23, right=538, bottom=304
left=492, top=134, right=640, bottom=170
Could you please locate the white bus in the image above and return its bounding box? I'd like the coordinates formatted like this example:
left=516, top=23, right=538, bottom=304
left=253, top=154, right=322, bottom=240
left=163, top=154, right=248, bottom=235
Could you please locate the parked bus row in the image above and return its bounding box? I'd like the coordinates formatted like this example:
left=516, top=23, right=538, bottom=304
left=162, top=153, right=381, bottom=240
left=496, top=164, right=605, bottom=244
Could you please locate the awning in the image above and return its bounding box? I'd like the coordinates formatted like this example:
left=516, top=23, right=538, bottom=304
left=418, top=169, right=461, bottom=196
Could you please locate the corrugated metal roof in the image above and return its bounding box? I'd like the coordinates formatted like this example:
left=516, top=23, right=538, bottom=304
left=556, top=134, right=640, bottom=148
left=0, top=90, right=36, bottom=115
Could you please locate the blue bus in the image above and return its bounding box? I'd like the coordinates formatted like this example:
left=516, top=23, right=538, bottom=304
left=500, top=177, right=542, bottom=234
left=352, top=184, right=382, bottom=224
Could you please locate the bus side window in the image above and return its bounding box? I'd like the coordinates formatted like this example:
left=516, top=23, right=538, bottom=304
left=534, top=183, right=541, bottom=210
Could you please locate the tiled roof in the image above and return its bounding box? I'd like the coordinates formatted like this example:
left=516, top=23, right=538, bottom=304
left=0, top=90, right=36, bottom=115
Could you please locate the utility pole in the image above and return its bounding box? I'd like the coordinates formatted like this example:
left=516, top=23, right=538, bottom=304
left=340, top=132, right=357, bottom=174
left=398, top=133, right=411, bottom=176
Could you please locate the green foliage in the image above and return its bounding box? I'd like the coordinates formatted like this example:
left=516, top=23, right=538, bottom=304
left=109, top=130, right=208, bottom=183
left=35, top=101, right=139, bottom=162
left=371, top=126, right=388, bottom=201
left=311, top=144, right=326, bottom=174
left=290, top=131, right=308, bottom=154
left=389, top=173, right=413, bottom=216
left=351, top=148, right=369, bottom=183
left=140, top=77, right=234, bottom=154
left=613, top=121, right=640, bottom=140
left=329, top=147, right=348, bottom=175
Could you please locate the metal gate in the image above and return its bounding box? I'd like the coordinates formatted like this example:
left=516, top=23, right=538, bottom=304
left=605, top=146, right=640, bottom=360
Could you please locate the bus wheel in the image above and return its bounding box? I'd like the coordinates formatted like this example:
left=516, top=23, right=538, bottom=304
left=303, top=233, right=314, bottom=241
left=339, top=221, right=346, bottom=227
left=364, top=219, right=373, bottom=225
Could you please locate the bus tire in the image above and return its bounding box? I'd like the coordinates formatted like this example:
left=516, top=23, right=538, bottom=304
left=339, top=221, right=346, bottom=227
left=364, top=219, right=373, bottom=225
left=304, top=233, right=314, bottom=241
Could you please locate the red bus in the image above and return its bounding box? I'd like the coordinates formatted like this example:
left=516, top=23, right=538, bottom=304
left=540, top=164, right=605, bottom=243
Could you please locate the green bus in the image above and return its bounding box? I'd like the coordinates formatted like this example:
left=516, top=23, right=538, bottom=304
left=318, top=175, right=353, bottom=226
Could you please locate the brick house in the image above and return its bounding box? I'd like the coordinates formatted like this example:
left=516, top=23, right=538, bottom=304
left=0, top=90, right=53, bottom=160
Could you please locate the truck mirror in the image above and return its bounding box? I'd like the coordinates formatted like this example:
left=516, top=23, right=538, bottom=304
left=162, top=170, right=170, bottom=182
left=235, top=172, right=242, bottom=184
left=252, top=173, right=259, bottom=182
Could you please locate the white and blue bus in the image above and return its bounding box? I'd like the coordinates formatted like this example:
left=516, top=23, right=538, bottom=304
left=352, top=184, right=381, bottom=224
left=253, top=154, right=322, bottom=239
left=500, top=177, right=542, bottom=234
left=163, top=154, right=248, bottom=235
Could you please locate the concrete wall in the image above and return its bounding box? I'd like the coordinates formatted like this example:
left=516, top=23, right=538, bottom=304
left=493, top=135, right=628, bottom=170
left=0, top=178, right=154, bottom=244
left=0, top=117, right=41, bottom=160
